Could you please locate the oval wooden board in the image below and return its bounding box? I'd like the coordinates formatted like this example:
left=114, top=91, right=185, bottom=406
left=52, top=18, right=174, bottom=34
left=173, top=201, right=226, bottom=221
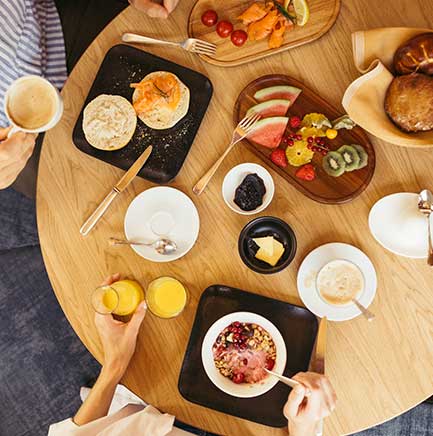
left=234, top=75, right=376, bottom=204
left=188, top=0, right=341, bottom=67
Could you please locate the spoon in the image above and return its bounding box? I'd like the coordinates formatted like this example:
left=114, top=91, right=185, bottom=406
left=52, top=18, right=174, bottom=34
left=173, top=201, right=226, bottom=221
left=109, top=237, right=177, bottom=255
left=417, top=189, right=433, bottom=266
left=264, top=369, right=311, bottom=396
left=352, top=298, right=375, bottom=322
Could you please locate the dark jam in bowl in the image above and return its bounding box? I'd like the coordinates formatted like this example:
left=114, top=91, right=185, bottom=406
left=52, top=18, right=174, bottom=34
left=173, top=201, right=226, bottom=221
left=234, top=173, right=266, bottom=211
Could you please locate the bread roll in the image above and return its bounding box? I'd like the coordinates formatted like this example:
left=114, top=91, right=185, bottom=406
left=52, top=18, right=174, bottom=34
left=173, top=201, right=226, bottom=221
left=393, top=33, right=433, bottom=75
left=385, top=73, right=433, bottom=132
left=83, top=95, right=137, bottom=150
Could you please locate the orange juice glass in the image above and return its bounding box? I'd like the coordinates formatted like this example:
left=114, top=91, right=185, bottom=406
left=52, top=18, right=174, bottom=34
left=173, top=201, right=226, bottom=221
left=146, top=276, right=188, bottom=318
left=92, top=279, right=144, bottom=316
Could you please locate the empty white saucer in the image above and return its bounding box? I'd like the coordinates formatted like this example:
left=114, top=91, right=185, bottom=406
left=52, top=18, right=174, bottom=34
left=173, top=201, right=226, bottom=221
left=368, top=192, right=428, bottom=258
left=124, top=187, right=200, bottom=262
left=297, top=243, right=377, bottom=322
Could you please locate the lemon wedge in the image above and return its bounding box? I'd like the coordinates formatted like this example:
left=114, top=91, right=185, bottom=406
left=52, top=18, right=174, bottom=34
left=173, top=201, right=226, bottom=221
left=292, top=0, right=310, bottom=26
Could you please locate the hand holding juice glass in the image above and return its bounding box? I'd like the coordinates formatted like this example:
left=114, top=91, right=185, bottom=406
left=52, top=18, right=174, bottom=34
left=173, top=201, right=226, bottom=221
left=92, top=276, right=188, bottom=319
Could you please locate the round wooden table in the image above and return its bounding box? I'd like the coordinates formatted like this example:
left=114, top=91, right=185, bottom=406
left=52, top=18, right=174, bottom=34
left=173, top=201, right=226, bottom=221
left=37, top=1, right=433, bottom=435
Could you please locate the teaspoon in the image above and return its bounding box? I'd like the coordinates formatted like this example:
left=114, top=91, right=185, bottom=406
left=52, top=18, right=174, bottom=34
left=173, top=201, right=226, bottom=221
left=109, top=237, right=177, bottom=255
left=417, top=189, right=433, bottom=266
left=352, top=298, right=375, bottom=322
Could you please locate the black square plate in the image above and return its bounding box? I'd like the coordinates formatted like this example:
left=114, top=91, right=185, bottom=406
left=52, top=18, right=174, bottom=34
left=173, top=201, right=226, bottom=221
left=178, top=285, right=318, bottom=428
left=72, top=44, right=213, bottom=184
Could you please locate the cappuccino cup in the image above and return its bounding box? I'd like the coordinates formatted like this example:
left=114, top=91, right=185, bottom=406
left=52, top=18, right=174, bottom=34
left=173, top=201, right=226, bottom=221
left=4, top=75, right=63, bottom=137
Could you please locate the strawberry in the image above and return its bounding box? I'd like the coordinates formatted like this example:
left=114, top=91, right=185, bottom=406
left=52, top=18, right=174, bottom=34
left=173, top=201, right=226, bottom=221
left=270, top=149, right=288, bottom=168
left=289, top=115, right=301, bottom=129
left=295, top=164, right=316, bottom=181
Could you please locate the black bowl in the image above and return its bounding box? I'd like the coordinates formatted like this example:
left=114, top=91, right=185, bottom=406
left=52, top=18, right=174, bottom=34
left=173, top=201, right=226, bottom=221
left=238, top=216, right=297, bottom=274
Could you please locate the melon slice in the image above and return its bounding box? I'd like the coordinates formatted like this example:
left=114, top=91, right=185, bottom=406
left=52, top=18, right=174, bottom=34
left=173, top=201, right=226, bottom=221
left=254, top=85, right=302, bottom=105
left=247, top=117, right=289, bottom=149
left=246, top=99, right=292, bottom=118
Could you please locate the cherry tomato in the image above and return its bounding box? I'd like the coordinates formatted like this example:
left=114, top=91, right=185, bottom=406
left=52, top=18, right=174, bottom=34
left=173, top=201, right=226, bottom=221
left=216, top=20, right=233, bottom=38
left=201, top=9, right=218, bottom=27
left=230, top=29, right=248, bottom=47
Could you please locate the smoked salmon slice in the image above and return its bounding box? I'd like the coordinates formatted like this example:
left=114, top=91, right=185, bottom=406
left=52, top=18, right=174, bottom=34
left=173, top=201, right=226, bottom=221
left=237, top=2, right=268, bottom=24
left=248, top=9, right=279, bottom=41
left=268, top=16, right=291, bottom=48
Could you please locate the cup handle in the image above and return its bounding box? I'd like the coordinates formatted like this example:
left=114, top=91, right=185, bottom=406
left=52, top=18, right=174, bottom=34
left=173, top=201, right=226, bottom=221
left=7, top=126, right=22, bottom=138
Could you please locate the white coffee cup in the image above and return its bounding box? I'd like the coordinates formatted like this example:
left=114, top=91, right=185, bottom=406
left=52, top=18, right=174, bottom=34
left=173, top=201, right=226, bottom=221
left=3, top=75, right=63, bottom=137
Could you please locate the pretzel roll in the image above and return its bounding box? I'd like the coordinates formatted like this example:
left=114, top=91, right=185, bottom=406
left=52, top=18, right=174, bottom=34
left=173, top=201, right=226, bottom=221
left=393, top=33, right=433, bottom=75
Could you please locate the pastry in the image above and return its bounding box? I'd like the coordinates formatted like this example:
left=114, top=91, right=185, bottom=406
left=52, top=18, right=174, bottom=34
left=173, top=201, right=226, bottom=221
left=384, top=73, right=433, bottom=132
left=393, top=33, right=433, bottom=75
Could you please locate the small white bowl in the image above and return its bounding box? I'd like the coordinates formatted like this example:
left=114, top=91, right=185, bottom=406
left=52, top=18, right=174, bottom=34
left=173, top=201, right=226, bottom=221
left=222, top=163, right=274, bottom=215
left=201, top=312, right=287, bottom=398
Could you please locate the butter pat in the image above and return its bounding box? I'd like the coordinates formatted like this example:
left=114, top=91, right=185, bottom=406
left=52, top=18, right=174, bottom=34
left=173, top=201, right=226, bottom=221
left=253, top=236, right=285, bottom=267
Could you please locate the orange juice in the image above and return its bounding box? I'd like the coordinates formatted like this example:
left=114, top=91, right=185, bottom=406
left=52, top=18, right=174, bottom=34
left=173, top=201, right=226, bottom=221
left=110, top=280, right=144, bottom=316
left=92, top=280, right=144, bottom=316
left=146, top=277, right=187, bottom=318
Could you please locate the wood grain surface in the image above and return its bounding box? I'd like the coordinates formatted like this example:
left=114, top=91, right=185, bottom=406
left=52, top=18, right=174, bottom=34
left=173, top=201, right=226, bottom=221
left=234, top=74, right=375, bottom=204
left=188, top=0, right=341, bottom=66
left=37, top=1, right=433, bottom=435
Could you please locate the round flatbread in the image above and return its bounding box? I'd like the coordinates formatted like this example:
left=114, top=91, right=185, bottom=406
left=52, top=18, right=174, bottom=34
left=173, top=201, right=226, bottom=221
left=132, top=71, right=190, bottom=130
left=83, top=94, right=137, bottom=151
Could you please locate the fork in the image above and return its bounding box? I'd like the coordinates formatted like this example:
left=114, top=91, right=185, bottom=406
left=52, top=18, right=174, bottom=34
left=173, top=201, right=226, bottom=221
left=122, top=33, right=217, bottom=56
left=192, top=113, right=261, bottom=195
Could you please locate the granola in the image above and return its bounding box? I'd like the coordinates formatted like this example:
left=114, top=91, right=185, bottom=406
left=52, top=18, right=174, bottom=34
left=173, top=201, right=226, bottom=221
left=212, top=322, right=277, bottom=384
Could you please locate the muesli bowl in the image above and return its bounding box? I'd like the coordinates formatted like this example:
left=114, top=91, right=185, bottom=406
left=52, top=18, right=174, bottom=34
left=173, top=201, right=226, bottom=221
left=201, top=312, right=287, bottom=398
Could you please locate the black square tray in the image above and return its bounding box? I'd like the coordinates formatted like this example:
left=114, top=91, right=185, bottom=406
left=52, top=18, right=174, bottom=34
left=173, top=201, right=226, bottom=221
left=178, top=285, right=318, bottom=428
left=72, top=44, right=213, bottom=184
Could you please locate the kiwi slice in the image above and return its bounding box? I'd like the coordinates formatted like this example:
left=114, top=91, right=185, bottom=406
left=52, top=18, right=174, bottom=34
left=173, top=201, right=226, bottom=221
left=351, top=144, right=368, bottom=169
left=337, top=145, right=360, bottom=171
left=323, top=151, right=346, bottom=177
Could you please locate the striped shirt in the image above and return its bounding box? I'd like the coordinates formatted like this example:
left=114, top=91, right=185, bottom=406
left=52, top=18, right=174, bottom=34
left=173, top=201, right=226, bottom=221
left=0, top=0, right=67, bottom=126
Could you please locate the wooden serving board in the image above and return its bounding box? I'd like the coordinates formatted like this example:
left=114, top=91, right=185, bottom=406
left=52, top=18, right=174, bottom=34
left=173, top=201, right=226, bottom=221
left=234, top=75, right=376, bottom=204
left=188, top=0, right=341, bottom=67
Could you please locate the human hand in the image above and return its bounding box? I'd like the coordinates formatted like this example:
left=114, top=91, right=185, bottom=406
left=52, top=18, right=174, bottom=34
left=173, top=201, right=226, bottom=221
left=0, top=127, right=36, bottom=189
left=94, top=273, right=147, bottom=381
left=284, top=372, right=337, bottom=436
left=129, top=0, right=180, bottom=18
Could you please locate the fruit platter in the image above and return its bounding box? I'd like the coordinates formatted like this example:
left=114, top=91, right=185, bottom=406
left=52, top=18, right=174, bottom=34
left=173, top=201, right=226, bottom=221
left=234, top=74, right=375, bottom=203
left=188, top=0, right=341, bottom=66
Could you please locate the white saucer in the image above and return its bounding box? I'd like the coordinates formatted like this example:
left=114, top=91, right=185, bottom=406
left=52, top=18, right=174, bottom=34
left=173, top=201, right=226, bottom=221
left=124, top=187, right=200, bottom=262
left=222, top=163, right=274, bottom=215
left=369, top=192, right=428, bottom=258
left=297, top=243, right=377, bottom=322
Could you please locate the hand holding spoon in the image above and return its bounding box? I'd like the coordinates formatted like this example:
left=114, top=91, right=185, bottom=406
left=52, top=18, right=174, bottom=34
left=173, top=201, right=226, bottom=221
left=417, top=189, right=433, bottom=266
left=109, top=237, right=177, bottom=255
left=352, top=298, right=375, bottom=322
left=264, top=369, right=311, bottom=396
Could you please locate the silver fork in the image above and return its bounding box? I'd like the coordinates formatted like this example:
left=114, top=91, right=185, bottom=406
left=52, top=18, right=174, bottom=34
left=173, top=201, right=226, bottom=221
left=122, top=33, right=217, bottom=56
left=192, top=113, right=261, bottom=195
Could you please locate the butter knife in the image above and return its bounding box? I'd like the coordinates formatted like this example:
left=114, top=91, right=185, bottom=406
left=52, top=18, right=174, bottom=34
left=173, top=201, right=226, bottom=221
left=311, top=316, right=327, bottom=436
left=80, top=146, right=153, bottom=236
